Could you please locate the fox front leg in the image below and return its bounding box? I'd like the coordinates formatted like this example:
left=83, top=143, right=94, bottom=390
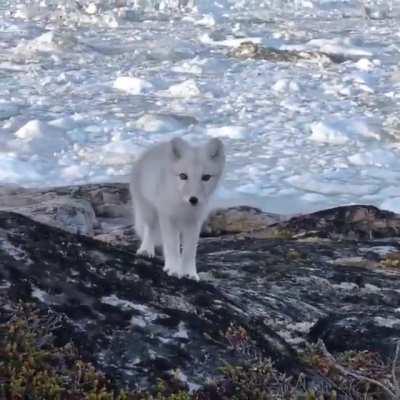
left=180, top=223, right=202, bottom=281
left=159, top=217, right=181, bottom=277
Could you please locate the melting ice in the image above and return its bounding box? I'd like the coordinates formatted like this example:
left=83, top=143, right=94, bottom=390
left=0, top=0, right=400, bottom=214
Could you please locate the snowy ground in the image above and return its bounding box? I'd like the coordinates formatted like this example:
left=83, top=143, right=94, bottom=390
left=0, top=0, right=400, bottom=214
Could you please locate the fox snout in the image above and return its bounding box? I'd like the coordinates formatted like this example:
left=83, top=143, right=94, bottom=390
left=189, top=196, right=198, bottom=206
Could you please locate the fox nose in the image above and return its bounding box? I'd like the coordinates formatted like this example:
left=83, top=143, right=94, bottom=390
left=189, top=196, right=198, bottom=206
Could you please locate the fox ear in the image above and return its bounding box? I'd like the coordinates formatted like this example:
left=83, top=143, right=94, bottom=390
left=170, top=137, right=187, bottom=160
left=206, top=138, right=224, bottom=160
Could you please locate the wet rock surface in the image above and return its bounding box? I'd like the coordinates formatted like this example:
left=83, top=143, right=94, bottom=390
left=1, top=185, right=400, bottom=392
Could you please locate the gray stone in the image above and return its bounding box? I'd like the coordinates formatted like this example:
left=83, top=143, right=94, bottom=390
left=0, top=187, right=97, bottom=235
left=204, top=206, right=283, bottom=236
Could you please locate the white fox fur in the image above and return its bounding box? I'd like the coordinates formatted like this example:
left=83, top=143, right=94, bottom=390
left=130, top=137, right=225, bottom=280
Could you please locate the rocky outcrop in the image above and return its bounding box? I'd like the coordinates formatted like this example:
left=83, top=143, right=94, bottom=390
left=1, top=184, right=400, bottom=394
left=0, top=183, right=131, bottom=236
left=0, top=183, right=283, bottom=244
left=229, top=41, right=350, bottom=64
left=264, top=205, right=400, bottom=240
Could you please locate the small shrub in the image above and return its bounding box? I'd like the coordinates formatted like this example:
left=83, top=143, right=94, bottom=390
left=380, top=252, right=400, bottom=269
left=1, top=304, right=398, bottom=400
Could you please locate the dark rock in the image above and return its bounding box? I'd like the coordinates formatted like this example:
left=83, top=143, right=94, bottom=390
left=309, top=312, right=400, bottom=357
left=272, top=205, right=400, bottom=240
left=229, top=41, right=350, bottom=64
left=1, top=205, right=400, bottom=391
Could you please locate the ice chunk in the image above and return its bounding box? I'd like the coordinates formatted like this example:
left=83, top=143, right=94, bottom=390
left=272, top=79, right=300, bottom=92
left=113, top=76, right=153, bottom=95
left=354, top=58, right=375, bottom=71
left=206, top=125, right=246, bottom=139
left=310, top=117, right=383, bottom=145
left=167, top=79, right=201, bottom=98
left=134, top=113, right=197, bottom=133
left=310, top=121, right=350, bottom=145
left=13, top=31, right=77, bottom=56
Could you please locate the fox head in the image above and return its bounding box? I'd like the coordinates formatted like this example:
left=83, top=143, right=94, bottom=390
left=169, top=137, right=225, bottom=207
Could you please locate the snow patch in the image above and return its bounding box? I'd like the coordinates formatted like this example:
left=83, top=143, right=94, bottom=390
left=101, top=295, right=138, bottom=310
left=200, top=34, right=262, bottom=48
left=374, top=316, right=400, bottom=328
left=333, top=282, right=359, bottom=291
left=206, top=125, right=246, bottom=139
left=286, top=321, right=314, bottom=333
left=173, top=322, right=189, bottom=339
left=113, top=76, right=153, bottom=95
left=31, top=287, right=47, bottom=302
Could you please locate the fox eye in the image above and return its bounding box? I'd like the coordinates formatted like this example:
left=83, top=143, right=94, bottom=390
left=202, top=174, right=212, bottom=181
left=179, top=173, right=188, bottom=180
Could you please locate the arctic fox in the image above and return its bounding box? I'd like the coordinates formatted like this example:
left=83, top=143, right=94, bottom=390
left=130, top=137, right=225, bottom=281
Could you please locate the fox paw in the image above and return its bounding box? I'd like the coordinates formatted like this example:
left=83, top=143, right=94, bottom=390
left=136, top=244, right=155, bottom=258
left=163, top=263, right=181, bottom=277
left=181, top=263, right=199, bottom=281
left=183, top=271, right=199, bottom=281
